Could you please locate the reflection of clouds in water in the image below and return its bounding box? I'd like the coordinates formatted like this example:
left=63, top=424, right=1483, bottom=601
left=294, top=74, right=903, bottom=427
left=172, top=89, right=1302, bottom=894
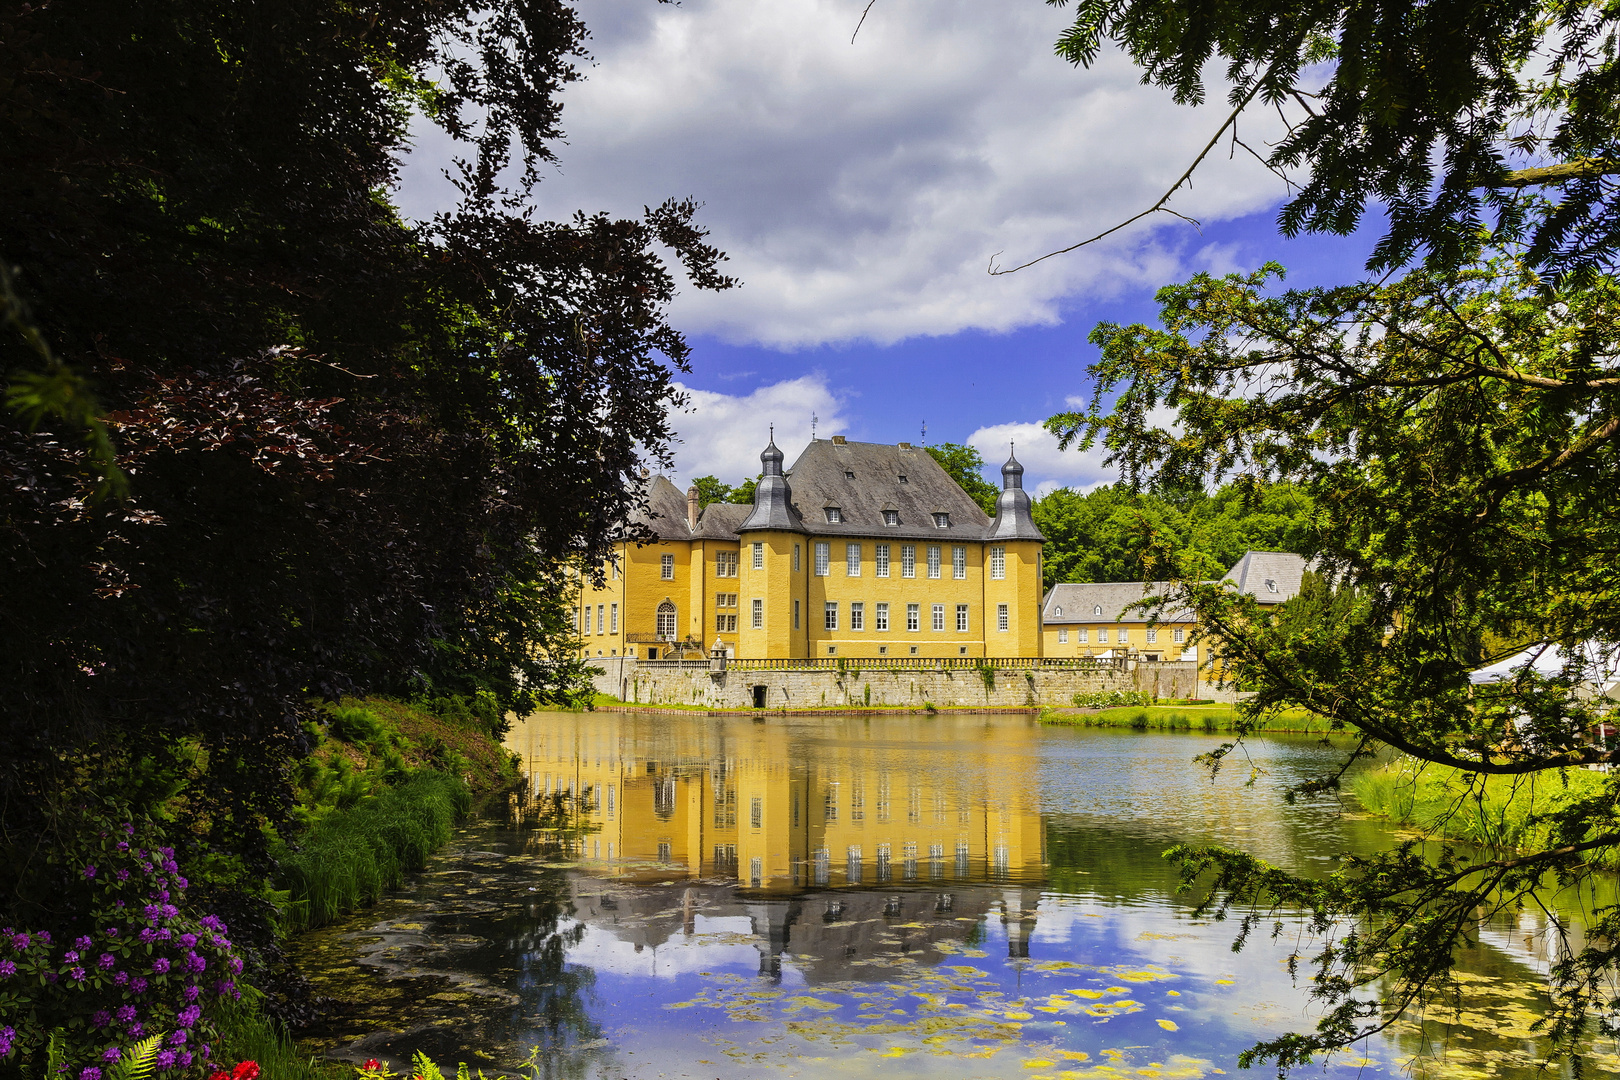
left=563, top=914, right=766, bottom=980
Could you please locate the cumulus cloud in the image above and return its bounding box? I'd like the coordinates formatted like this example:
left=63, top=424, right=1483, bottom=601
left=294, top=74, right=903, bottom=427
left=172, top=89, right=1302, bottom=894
left=665, top=375, right=850, bottom=486
left=966, top=419, right=1115, bottom=496
left=396, top=0, right=1287, bottom=349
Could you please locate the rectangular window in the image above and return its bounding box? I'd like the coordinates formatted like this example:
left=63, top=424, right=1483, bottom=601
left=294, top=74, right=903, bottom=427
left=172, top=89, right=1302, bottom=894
left=927, top=545, right=941, bottom=579
left=1058, top=628, right=1069, bottom=643
left=1098, top=628, right=1108, bottom=643
left=906, top=603, right=920, bottom=631
left=931, top=603, right=945, bottom=631
left=610, top=603, right=618, bottom=633
left=751, top=598, right=763, bottom=629
left=716, top=550, right=738, bottom=577
left=824, top=602, right=838, bottom=631
left=850, top=602, right=865, bottom=631
left=661, top=553, right=675, bottom=580
left=996, top=603, right=1009, bottom=632
left=752, top=541, right=764, bottom=570
left=716, top=613, right=737, bottom=633
left=793, top=543, right=801, bottom=572
left=597, top=604, right=605, bottom=634
left=1173, top=627, right=1185, bottom=642
left=750, top=796, right=762, bottom=829
left=794, top=599, right=801, bottom=629
left=956, top=603, right=969, bottom=631
left=1146, top=628, right=1157, bottom=643
left=952, top=545, right=966, bottom=579
left=846, top=543, right=861, bottom=576
left=814, top=541, right=830, bottom=576
left=875, top=602, right=890, bottom=631
left=1078, top=627, right=1089, bottom=643
left=1118, top=628, right=1129, bottom=643
left=582, top=606, right=591, bottom=634
left=933, top=512, right=950, bottom=528
left=875, top=544, right=890, bottom=577
left=901, top=545, right=916, bottom=578
left=990, top=546, right=1005, bottom=580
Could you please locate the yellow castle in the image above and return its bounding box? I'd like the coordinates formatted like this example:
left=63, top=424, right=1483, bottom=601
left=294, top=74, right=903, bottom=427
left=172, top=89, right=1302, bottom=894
left=575, top=435, right=1045, bottom=660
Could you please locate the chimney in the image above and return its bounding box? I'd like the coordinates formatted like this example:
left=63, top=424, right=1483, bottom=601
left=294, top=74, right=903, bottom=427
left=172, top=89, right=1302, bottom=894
left=687, top=485, right=700, bottom=530
left=897, top=441, right=912, bottom=450
left=831, top=435, right=846, bottom=444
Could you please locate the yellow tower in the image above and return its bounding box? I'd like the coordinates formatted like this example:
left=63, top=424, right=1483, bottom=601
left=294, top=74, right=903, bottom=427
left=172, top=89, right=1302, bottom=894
left=983, top=450, right=1045, bottom=659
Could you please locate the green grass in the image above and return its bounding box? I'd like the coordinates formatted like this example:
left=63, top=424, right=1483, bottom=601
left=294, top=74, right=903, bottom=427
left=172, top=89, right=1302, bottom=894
left=211, top=998, right=351, bottom=1080
left=275, top=770, right=470, bottom=931
left=1352, top=758, right=1620, bottom=869
left=1044, top=703, right=1344, bottom=734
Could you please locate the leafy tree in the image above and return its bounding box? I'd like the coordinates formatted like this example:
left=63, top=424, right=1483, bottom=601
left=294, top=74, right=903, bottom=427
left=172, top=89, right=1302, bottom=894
left=925, top=442, right=1000, bottom=514
left=1035, top=0, right=1620, bottom=281
left=0, top=0, right=731, bottom=982
left=690, top=475, right=734, bottom=508
left=1049, top=259, right=1620, bottom=1069
left=731, top=475, right=760, bottom=503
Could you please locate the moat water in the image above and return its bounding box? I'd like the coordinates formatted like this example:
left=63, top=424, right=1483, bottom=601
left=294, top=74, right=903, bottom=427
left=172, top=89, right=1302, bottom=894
left=291, top=712, right=1620, bottom=1079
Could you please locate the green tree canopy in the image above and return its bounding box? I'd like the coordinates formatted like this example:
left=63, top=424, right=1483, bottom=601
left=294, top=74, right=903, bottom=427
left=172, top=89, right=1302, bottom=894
left=1050, top=258, right=1620, bottom=1068
left=925, top=442, right=1000, bottom=514
left=1041, top=0, right=1620, bottom=280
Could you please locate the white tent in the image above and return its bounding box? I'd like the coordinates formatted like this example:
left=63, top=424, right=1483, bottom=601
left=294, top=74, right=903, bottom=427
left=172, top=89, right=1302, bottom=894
left=1469, top=642, right=1620, bottom=700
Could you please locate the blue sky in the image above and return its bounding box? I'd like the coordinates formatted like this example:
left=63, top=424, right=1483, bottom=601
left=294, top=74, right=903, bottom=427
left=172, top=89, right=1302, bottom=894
left=398, top=0, right=1380, bottom=494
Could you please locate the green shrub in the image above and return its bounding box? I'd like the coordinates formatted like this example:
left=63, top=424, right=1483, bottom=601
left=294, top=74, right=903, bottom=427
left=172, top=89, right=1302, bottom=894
left=326, top=705, right=384, bottom=744
left=275, top=772, right=470, bottom=931
left=1072, top=689, right=1154, bottom=709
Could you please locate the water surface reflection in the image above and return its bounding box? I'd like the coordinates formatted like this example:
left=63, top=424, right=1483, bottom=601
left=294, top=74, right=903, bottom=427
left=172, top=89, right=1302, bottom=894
left=292, top=712, right=1618, bottom=1079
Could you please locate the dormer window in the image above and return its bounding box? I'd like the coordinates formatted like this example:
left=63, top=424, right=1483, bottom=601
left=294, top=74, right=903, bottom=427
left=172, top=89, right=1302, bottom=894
left=1093, top=604, right=1103, bottom=615
left=882, top=510, right=899, bottom=526
left=845, top=470, right=856, bottom=479
left=1054, top=606, right=1062, bottom=617
left=898, top=475, right=908, bottom=483
left=1265, top=579, right=1278, bottom=593
left=932, top=513, right=949, bottom=528
left=825, top=507, right=842, bottom=523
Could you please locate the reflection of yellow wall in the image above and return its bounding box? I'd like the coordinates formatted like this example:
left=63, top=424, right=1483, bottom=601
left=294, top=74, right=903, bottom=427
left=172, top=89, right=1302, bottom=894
left=510, top=714, right=1046, bottom=894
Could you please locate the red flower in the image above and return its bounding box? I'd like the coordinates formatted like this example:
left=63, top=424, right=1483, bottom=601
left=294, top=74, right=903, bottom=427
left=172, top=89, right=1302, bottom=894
left=232, top=1062, right=261, bottom=1080
left=363, top=1061, right=381, bottom=1072
left=209, top=1073, right=229, bottom=1080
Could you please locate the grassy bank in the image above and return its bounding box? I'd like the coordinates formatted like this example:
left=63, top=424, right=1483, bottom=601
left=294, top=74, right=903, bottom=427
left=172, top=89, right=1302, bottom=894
left=1043, top=703, right=1345, bottom=734
left=1352, top=759, right=1620, bottom=869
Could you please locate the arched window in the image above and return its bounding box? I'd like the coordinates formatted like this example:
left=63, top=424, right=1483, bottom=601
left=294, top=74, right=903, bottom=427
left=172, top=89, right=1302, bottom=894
left=1093, top=604, right=1103, bottom=615
left=656, top=601, right=677, bottom=640
left=1054, top=606, right=1062, bottom=616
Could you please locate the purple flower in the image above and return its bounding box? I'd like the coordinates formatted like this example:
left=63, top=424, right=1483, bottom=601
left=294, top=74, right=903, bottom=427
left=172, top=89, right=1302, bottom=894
left=198, top=916, right=222, bottom=932
left=138, top=928, right=156, bottom=944
left=9, top=932, right=29, bottom=950
left=129, top=976, right=147, bottom=994
left=155, top=1051, right=175, bottom=1070
left=127, top=1023, right=143, bottom=1039
left=123, top=823, right=134, bottom=835
left=200, top=1044, right=211, bottom=1061
left=80, top=1067, right=102, bottom=1080
left=161, top=904, right=178, bottom=920
left=104, top=926, right=119, bottom=937
left=183, top=984, right=201, bottom=1002
left=0, top=1025, right=14, bottom=1057
left=227, top=957, right=242, bottom=974
left=178, top=1051, right=193, bottom=1068
left=175, top=877, right=188, bottom=889
left=178, top=1005, right=201, bottom=1027
left=102, top=1048, right=122, bottom=1064
left=99, top=953, right=115, bottom=969
left=116, top=841, right=130, bottom=852
left=155, top=928, right=172, bottom=942
left=64, top=950, right=80, bottom=963
left=116, top=870, right=130, bottom=883
left=114, top=971, right=129, bottom=986
left=75, top=936, right=93, bottom=949
left=92, top=1010, right=111, bottom=1028
left=0, top=960, right=15, bottom=977
left=115, top=1006, right=136, bottom=1024
left=151, top=957, right=170, bottom=975
left=69, top=966, right=86, bottom=981
left=45, top=971, right=58, bottom=983
left=37, top=931, right=51, bottom=945
left=185, top=953, right=206, bottom=974
left=83, top=865, right=98, bottom=879
left=179, top=934, right=198, bottom=949
left=168, top=1030, right=187, bottom=1045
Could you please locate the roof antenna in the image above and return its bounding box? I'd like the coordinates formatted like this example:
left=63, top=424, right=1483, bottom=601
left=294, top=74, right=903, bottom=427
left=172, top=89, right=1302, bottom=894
left=769, top=422, right=774, bottom=443
left=921, top=419, right=927, bottom=445
left=811, top=412, right=818, bottom=441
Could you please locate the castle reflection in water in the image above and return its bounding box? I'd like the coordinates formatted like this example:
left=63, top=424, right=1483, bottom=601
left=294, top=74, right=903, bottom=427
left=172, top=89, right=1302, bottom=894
left=507, top=712, right=1049, bottom=979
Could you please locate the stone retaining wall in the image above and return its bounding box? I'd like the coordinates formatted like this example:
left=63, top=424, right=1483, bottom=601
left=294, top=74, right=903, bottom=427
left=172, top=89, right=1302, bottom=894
left=587, top=657, right=1202, bottom=710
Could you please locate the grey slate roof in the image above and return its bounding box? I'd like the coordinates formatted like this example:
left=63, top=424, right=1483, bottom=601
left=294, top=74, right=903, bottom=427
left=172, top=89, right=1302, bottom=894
left=764, top=438, right=995, bottom=539
left=738, top=435, right=802, bottom=532
left=692, top=501, right=751, bottom=540
left=986, top=452, right=1044, bottom=542
left=625, top=474, right=697, bottom=542
left=1042, top=582, right=1195, bottom=624
left=1223, top=551, right=1310, bottom=602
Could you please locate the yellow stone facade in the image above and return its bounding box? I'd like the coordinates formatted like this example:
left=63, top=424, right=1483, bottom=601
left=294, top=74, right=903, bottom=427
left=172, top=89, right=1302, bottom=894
left=575, top=436, right=1046, bottom=661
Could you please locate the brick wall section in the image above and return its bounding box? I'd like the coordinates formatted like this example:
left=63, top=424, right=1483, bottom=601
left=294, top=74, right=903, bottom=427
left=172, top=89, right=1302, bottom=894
left=587, top=658, right=1202, bottom=710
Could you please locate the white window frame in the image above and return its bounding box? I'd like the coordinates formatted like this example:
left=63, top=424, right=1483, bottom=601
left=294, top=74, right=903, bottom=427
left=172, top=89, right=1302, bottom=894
left=752, top=541, right=764, bottom=570
left=1146, top=628, right=1157, bottom=643
left=1058, top=628, right=1068, bottom=643
left=875, top=544, right=890, bottom=577
left=933, top=512, right=949, bottom=528
left=824, top=602, right=838, bottom=631
left=1118, top=627, right=1129, bottom=643
left=846, top=543, right=861, bottom=576
left=825, top=507, right=842, bottom=523
left=927, top=544, right=941, bottom=579
left=661, top=553, right=675, bottom=580
left=582, top=606, right=591, bottom=634
left=814, top=541, right=830, bottom=576
left=1098, top=628, right=1108, bottom=643
left=883, top=510, right=898, bottom=526
left=794, top=543, right=801, bottom=572
left=1078, top=628, right=1088, bottom=643
left=956, top=604, right=969, bottom=632
left=610, top=603, right=618, bottom=633
left=596, top=604, right=605, bottom=635
left=931, top=603, right=945, bottom=631
left=875, top=602, right=890, bottom=631
left=716, top=550, right=737, bottom=577
left=906, top=603, right=920, bottom=632
left=751, top=598, right=763, bottom=629
left=901, top=544, right=916, bottom=578
left=952, top=546, right=966, bottom=579
left=996, top=603, right=1009, bottom=632
left=850, top=602, right=865, bottom=631
left=990, top=546, right=1005, bottom=580
left=1173, top=627, right=1185, bottom=642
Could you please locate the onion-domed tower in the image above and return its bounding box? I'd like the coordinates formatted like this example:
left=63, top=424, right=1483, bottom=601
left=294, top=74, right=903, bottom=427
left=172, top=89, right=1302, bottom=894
left=737, top=430, right=806, bottom=659
left=984, top=447, right=1045, bottom=658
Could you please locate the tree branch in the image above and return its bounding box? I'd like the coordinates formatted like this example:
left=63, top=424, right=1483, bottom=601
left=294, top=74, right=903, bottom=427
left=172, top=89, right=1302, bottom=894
left=1486, top=157, right=1620, bottom=189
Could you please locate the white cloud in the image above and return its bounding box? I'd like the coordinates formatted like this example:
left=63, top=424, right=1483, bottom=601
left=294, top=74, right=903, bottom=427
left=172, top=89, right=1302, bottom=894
left=665, top=375, right=850, bottom=485
left=966, top=419, right=1114, bottom=495
left=397, top=0, right=1288, bottom=349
